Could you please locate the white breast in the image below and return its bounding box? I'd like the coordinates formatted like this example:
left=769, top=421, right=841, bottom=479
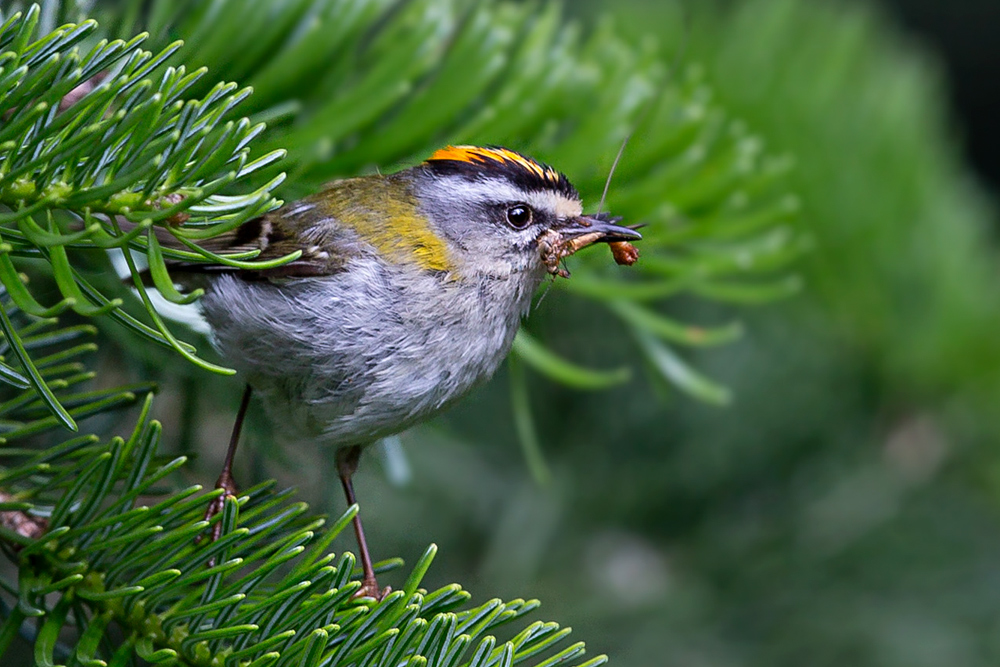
left=201, top=258, right=539, bottom=448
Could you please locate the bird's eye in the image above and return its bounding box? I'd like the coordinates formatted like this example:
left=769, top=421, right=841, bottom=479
left=506, top=204, right=532, bottom=229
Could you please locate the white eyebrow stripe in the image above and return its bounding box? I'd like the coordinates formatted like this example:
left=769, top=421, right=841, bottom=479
left=444, top=178, right=583, bottom=219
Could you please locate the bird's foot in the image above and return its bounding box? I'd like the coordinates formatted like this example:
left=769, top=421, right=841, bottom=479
left=196, top=471, right=238, bottom=546
left=355, top=577, right=391, bottom=602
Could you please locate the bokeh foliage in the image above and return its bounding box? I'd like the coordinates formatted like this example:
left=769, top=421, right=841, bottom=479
left=484, top=1, right=1000, bottom=666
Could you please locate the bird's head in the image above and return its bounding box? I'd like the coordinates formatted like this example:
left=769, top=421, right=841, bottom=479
left=410, top=146, right=641, bottom=281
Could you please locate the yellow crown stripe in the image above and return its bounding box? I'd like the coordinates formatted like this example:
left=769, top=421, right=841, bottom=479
left=428, top=146, right=563, bottom=184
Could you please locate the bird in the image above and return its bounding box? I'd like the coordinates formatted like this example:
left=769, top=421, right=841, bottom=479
left=174, top=145, right=641, bottom=599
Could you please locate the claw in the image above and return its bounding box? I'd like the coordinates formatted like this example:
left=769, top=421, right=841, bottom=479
left=355, top=580, right=391, bottom=602
left=195, top=471, right=238, bottom=556
left=195, top=386, right=251, bottom=564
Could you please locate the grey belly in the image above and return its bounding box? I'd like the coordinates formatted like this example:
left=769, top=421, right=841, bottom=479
left=200, top=265, right=520, bottom=448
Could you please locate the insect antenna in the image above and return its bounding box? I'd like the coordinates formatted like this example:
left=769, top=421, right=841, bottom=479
left=596, top=132, right=631, bottom=218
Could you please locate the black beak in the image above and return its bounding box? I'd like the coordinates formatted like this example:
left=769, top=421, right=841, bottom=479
left=553, top=212, right=642, bottom=249
left=538, top=212, right=642, bottom=276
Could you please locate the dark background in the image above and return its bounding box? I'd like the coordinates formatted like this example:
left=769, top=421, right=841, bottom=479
left=883, top=0, right=1000, bottom=192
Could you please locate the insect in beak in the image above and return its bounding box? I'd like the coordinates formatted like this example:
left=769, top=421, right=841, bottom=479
left=537, top=213, right=642, bottom=277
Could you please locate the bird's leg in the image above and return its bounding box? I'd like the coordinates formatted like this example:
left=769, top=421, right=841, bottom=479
left=336, top=445, right=390, bottom=601
left=199, top=385, right=253, bottom=543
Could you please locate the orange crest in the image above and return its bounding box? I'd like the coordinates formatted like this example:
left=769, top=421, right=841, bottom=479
left=427, top=146, right=566, bottom=187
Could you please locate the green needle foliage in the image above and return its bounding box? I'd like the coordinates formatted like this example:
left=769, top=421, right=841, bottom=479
left=0, top=5, right=294, bottom=428
left=0, top=300, right=607, bottom=666
left=0, top=1, right=806, bottom=664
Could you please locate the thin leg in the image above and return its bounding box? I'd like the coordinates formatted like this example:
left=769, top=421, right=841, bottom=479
left=199, top=385, right=253, bottom=543
left=336, top=445, right=390, bottom=600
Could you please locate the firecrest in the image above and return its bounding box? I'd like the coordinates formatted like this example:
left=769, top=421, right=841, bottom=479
left=182, top=146, right=641, bottom=598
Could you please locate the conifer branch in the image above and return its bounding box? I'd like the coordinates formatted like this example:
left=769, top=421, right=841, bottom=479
left=0, top=6, right=292, bottom=426
left=0, top=299, right=607, bottom=667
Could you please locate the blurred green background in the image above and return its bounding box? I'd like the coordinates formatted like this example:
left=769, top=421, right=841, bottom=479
left=27, top=0, right=1000, bottom=665
left=347, top=1, right=1000, bottom=665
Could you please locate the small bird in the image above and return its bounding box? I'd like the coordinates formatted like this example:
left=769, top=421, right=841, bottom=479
left=181, top=146, right=641, bottom=599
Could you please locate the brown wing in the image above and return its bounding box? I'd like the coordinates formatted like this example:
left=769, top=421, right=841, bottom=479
left=162, top=172, right=446, bottom=279
left=165, top=184, right=370, bottom=280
